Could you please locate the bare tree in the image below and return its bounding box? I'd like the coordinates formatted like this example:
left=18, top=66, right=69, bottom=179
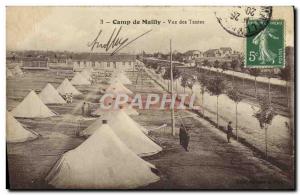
left=230, top=59, right=239, bottom=84
left=248, top=68, right=261, bottom=98
left=181, top=76, right=188, bottom=93
left=214, top=60, right=220, bottom=77
left=203, top=59, right=210, bottom=75
left=163, top=67, right=181, bottom=92
left=214, top=60, right=220, bottom=69
left=240, top=62, right=246, bottom=88
left=267, top=75, right=271, bottom=104
left=198, top=75, right=208, bottom=117
left=206, top=76, right=225, bottom=127
left=227, top=87, right=243, bottom=141
left=221, top=62, right=228, bottom=72
left=254, top=96, right=276, bottom=158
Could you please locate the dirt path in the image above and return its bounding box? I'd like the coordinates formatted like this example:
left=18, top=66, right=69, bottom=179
left=127, top=71, right=293, bottom=189
left=142, top=114, right=292, bottom=189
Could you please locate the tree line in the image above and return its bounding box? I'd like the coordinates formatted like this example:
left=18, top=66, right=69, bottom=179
left=144, top=58, right=281, bottom=158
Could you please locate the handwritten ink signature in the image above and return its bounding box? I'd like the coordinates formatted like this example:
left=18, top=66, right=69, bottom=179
left=87, top=26, right=152, bottom=55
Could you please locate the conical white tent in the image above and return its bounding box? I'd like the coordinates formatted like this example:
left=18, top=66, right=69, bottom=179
left=137, top=123, right=149, bottom=134
left=6, top=112, right=39, bottom=143
left=109, top=72, right=132, bottom=85
left=81, top=69, right=92, bottom=81
left=124, top=106, right=139, bottom=116
left=82, top=67, right=94, bottom=73
left=80, top=110, right=160, bottom=156
left=13, top=65, right=23, bottom=75
left=11, top=90, right=56, bottom=118
left=90, top=107, right=142, bottom=130
left=91, top=104, right=139, bottom=117
left=118, top=72, right=132, bottom=84
left=71, top=72, right=91, bottom=85
left=39, top=83, right=66, bottom=104
left=106, top=82, right=133, bottom=95
left=7, top=68, right=13, bottom=77
left=57, top=78, right=82, bottom=96
left=46, top=123, right=159, bottom=189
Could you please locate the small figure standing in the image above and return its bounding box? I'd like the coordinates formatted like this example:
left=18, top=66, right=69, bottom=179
left=179, top=124, right=184, bottom=146
left=69, top=93, right=73, bottom=103
left=179, top=124, right=190, bottom=152
left=227, top=121, right=233, bottom=143
left=82, top=102, right=86, bottom=116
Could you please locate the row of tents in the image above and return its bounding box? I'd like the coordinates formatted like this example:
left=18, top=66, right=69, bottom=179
left=46, top=120, right=160, bottom=189
left=46, top=71, right=161, bottom=188
left=7, top=69, right=162, bottom=188
left=46, top=107, right=162, bottom=188
left=7, top=65, right=23, bottom=77
left=7, top=70, right=137, bottom=140
left=7, top=69, right=94, bottom=141
left=10, top=77, right=84, bottom=119
left=6, top=72, right=139, bottom=142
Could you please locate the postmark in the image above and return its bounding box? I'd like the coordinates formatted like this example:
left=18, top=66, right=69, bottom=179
left=245, top=20, right=285, bottom=68
left=215, top=6, right=272, bottom=37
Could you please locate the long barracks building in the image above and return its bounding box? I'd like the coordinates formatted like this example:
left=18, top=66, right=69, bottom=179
left=72, top=53, right=137, bottom=71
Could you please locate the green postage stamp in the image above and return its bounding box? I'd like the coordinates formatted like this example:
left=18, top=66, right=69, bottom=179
left=245, top=20, right=285, bottom=68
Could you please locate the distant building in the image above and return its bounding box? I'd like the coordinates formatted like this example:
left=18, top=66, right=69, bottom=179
left=48, top=54, right=69, bottom=64
left=173, top=50, right=180, bottom=55
left=195, top=57, right=232, bottom=67
left=22, top=57, right=49, bottom=70
left=219, top=47, right=233, bottom=57
left=203, top=49, right=221, bottom=57
left=183, top=50, right=202, bottom=60
left=72, top=53, right=137, bottom=71
left=156, top=53, right=162, bottom=59
left=193, top=47, right=243, bottom=69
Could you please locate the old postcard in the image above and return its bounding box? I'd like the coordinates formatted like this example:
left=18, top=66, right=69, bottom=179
left=6, top=6, right=295, bottom=190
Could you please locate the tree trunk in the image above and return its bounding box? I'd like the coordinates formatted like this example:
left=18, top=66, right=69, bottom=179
left=235, top=103, right=238, bottom=141
left=286, top=81, right=289, bottom=108
left=268, top=78, right=271, bottom=104
left=135, top=72, right=139, bottom=85
left=232, top=71, right=234, bottom=84
left=217, top=96, right=219, bottom=128
left=202, top=92, right=205, bottom=117
left=141, top=71, right=143, bottom=86
left=265, top=127, right=268, bottom=158
left=254, top=77, right=257, bottom=98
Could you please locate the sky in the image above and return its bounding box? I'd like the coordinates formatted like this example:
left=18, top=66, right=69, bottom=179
left=6, top=6, right=294, bottom=54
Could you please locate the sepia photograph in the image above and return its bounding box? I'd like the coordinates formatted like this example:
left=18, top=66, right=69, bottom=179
left=6, top=6, right=295, bottom=190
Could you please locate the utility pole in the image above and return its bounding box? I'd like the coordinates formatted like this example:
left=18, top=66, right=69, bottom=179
left=170, top=40, right=176, bottom=136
